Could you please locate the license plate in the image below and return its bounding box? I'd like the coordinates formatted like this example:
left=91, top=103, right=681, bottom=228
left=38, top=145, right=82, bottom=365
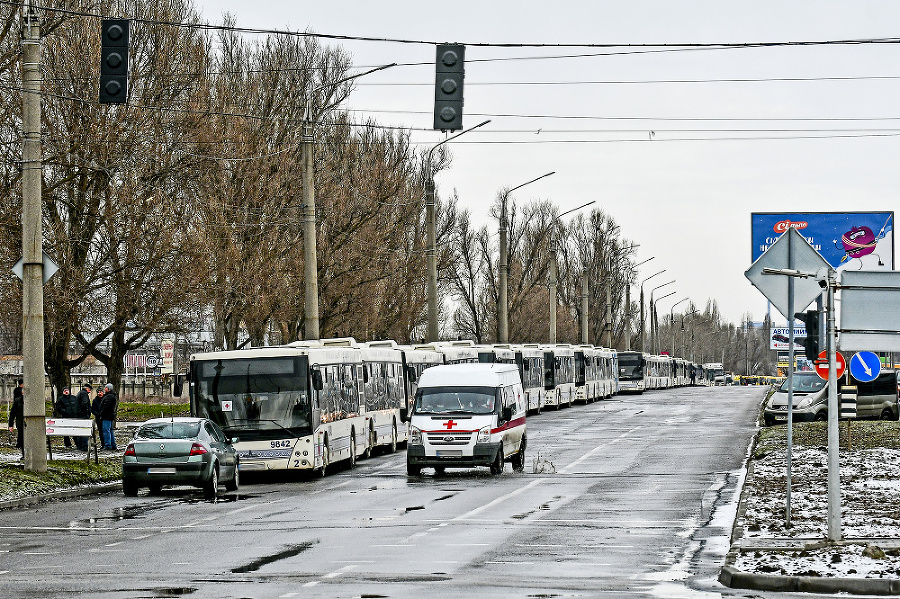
left=774, top=416, right=786, bottom=422
left=435, top=450, right=462, bottom=458
left=147, top=467, right=177, bottom=474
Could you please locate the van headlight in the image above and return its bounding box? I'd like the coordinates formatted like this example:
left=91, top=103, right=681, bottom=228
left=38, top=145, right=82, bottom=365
left=797, top=397, right=812, bottom=409
left=409, top=426, right=422, bottom=445
left=477, top=426, right=491, bottom=443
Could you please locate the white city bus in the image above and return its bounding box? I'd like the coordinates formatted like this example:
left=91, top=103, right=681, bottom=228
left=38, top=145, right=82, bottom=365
left=512, top=344, right=545, bottom=414
left=543, top=344, right=576, bottom=409
left=190, top=344, right=373, bottom=475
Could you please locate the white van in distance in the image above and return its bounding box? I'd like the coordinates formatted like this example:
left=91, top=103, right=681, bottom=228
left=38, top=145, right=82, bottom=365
left=406, top=363, right=527, bottom=476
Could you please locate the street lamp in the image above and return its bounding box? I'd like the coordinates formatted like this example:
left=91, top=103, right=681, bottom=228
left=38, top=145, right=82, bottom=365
left=653, top=290, right=676, bottom=354
left=668, top=298, right=688, bottom=355
left=623, top=256, right=653, bottom=350
left=425, top=119, right=491, bottom=341
left=549, top=201, right=595, bottom=344
left=639, top=268, right=664, bottom=353
left=648, top=280, right=676, bottom=353
left=302, top=63, right=396, bottom=340
left=498, top=171, right=555, bottom=343
left=681, top=308, right=699, bottom=358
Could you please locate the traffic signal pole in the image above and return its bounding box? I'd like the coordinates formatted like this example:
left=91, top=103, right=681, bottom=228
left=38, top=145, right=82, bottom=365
left=21, top=3, right=47, bottom=472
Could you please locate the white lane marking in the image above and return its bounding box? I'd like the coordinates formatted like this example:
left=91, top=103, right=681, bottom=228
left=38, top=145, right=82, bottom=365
left=132, top=534, right=153, bottom=540
left=560, top=425, right=641, bottom=473
left=22, top=552, right=54, bottom=555
left=171, top=562, right=191, bottom=565
left=0, top=570, right=8, bottom=574
left=446, top=543, right=489, bottom=546
left=372, top=544, right=414, bottom=548
left=226, top=498, right=285, bottom=516
left=279, top=593, right=299, bottom=598
left=311, top=481, right=351, bottom=495
left=322, top=564, right=357, bottom=579
left=302, top=581, right=319, bottom=587
left=451, top=479, right=541, bottom=521
left=105, top=542, right=122, bottom=547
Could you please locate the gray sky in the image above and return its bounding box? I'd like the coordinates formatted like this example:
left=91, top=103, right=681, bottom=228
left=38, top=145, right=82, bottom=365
left=191, top=0, right=900, bottom=326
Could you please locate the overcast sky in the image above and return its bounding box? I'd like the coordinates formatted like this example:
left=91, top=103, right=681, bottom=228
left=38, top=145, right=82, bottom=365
left=191, top=0, right=899, bottom=326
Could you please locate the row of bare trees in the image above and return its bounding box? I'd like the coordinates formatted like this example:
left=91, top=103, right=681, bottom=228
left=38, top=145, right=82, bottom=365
left=0, top=0, right=764, bottom=399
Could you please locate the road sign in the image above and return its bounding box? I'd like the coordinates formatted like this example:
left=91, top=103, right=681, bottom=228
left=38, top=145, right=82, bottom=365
left=11, top=252, right=58, bottom=284
left=745, top=227, right=830, bottom=320
left=839, top=270, right=900, bottom=351
left=849, top=351, right=881, bottom=383
left=816, top=350, right=845, bottom=380
left=840, top=386, right=858, bottom=419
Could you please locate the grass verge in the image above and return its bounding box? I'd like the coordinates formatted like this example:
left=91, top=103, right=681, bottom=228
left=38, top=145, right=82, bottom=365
left=0, top=458, right=122, bottom=504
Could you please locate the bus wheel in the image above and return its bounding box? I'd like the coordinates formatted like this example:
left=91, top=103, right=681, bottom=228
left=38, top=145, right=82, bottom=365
left=363, top=427, right=375, bottom=459
left=389, top=422, right=398, bottom=453
left=490, top=450, right=504, bottom=475
left=319, top=440, right=330, bottom=477
left=348, top=433, right=357, bottom=469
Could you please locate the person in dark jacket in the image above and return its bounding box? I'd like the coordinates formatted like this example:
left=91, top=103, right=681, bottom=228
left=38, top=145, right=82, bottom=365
left=98, top=383, right=118, bottom=450
left=8, top=379, right=24, bottom=454
left=74, top=383, right=92, bottom=451
left=56, top=387, right=77, bottom=447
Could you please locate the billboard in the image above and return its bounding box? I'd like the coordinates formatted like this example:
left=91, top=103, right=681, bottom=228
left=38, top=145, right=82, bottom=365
left=751, top=212, right=894, bottom=272
left=770, top=326, right=805, bottom=350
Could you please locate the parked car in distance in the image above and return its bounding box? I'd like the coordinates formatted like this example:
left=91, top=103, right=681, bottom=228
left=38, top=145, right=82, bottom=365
left=122, top=417, right=239, bottom=498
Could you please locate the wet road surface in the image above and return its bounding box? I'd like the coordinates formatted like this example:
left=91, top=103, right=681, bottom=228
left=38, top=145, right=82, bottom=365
left=1, top=385, right=775, bottom=598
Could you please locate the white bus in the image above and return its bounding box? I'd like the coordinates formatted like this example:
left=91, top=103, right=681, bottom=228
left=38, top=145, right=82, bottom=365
left=574, top=346, right=596, bottom=404
left=543, top=344, right=576, bottom=409
left=190, top=344, right=371, bottom=475
left=414, top=342, right=480, bottom=365
left=477, top=345, right=516, bottom=364
left=512, top=344, right=545, bottom=414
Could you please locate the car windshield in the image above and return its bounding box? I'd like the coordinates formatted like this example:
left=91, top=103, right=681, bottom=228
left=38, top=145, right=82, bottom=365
left=779, top=373, right=826, bottom=393
left=136, top=421, right=201, bottom=440
left=414, top=386, right=497, bottom=415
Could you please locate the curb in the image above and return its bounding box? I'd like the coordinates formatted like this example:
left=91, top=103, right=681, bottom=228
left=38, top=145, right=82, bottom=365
left=720, top=565, right=900, bottom=595
left=0, top=481, right=121, bottom=511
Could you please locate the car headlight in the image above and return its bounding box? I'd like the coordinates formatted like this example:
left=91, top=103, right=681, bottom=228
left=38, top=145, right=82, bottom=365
left=477, top=426, right=491, bottom=443
left=409, top=426, right=422, bottom=445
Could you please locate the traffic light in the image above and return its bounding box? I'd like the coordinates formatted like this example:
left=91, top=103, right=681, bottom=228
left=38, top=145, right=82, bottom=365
left=794, top=309, right=820, bottom=360
left=99, top=19, right=129, bottom=104
left=433, top=44, right=465, bottom=131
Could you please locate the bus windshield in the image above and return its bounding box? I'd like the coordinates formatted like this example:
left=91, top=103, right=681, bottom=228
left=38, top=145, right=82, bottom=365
left=618, top=353, right=643, bottom=380
left=413, top=386, right=498, bottom=415
left=192, top=356, right=311, bottom=440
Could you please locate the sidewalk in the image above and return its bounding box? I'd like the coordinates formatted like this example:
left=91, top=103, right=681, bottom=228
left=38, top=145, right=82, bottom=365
left=719, top=423, right=900, bottom=595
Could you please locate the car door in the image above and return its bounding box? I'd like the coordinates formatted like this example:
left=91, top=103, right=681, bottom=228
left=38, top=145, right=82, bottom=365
left=203, top=421, right=228, bottom=474
left=209, top=421, right=237, bottom=475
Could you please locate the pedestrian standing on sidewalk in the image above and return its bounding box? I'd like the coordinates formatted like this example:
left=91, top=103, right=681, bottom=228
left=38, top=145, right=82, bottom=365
left=91, top=386, right=104, bottom=446
left=74, top=383, right=92, bottom=451
left=8, top=379, right=24, bottom=454
left=99, top=383, right=119, bottom=450
left=55, top=387, right=77, bottom=448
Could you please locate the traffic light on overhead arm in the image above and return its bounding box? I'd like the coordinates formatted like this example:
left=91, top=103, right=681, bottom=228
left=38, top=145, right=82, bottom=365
left=794, top=309, right=820, bottom=360
left=433, top=44, right=465, bottom=131
left=99, top=19, right=129, bottom=104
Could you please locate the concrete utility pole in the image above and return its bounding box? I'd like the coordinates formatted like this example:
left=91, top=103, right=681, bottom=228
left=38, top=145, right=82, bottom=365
left=21, top=2, right=47, bottom=472
left=549, top=228, right=558, bottom=344
left=581, top=273, right=589, bottom=345
left=624, top=284, right=631, bottom=350
left=825, top=269, right=840, bottom=541
left=425, top=119, right=490, bottom=342
left=605, top=271, right=612, bottom=348
left=301, top=63, right=395, bottom=341
left=498, top=171, right=554, bottom=343
left=639, top=269, right=665, bottom=353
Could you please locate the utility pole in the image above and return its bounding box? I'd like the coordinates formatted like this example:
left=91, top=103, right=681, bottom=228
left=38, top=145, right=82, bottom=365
left=21, top=2, right=46, bottom=472
left=624, top=285, right=631, bottom=350
left=580, top=273, right=588, bottom=345
left=605, top=270, right=612, bottom=348
left=549, top=228, right=558, bottom=344
left=498, top=193, right=509, bottom=343
left=301, top=116, right=319, bottom=340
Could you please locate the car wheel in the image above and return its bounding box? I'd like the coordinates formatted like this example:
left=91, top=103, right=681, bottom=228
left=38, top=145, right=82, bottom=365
left=406, top=462, right=421, bottom=476
left=511, top=435, right=526, bottom=472
left=204, top=465, right=219, bottom=499
left=122, top=480, right=138, bottom=497
left=348, top=434, right=356, bottom=469
left=881, top=408, right=895, bottom=421
left=225, top=462, right=240, bottom=492
left=389, top=423, right=398, bottom=454
left=490, top=449, right=504, bottom=475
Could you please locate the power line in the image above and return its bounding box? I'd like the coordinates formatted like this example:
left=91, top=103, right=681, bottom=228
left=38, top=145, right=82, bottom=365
left=6, top=0, right=900, bottom=50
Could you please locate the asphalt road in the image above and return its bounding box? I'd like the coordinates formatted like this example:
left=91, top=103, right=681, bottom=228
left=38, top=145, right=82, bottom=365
left=0, top=385, right=769, bottom=599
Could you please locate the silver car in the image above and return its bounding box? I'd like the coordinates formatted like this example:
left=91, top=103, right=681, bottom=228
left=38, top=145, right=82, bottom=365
left=122, top=417, right=239, bottom=498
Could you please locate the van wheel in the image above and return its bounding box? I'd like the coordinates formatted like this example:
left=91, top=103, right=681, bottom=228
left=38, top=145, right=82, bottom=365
left=815, top=412, right=827, bottom=422
left=490, top=449, right=504, bottom=475
left=511, top=435, right=526, bottom=472
left=407, top=462, right=421, bottom=476
left=881, top=408, right=895, bottom=420
left=763, top=415, right=775, bottom=427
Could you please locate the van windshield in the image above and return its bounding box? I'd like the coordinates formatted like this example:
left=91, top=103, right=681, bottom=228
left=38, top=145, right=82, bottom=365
left=778, top=373, right=826, bottom=394
left=414, top=386, right=498, bottom=415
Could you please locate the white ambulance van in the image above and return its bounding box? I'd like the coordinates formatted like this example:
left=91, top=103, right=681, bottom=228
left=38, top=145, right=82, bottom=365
left=406, top=363, right=526, bottom=476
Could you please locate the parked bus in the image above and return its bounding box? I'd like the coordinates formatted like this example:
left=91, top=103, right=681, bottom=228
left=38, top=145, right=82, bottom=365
left=544, top=344, right=576, bottom=409
left=617, top=351, right=647, bottom=393
left=513, top=344, right=546, bottom=414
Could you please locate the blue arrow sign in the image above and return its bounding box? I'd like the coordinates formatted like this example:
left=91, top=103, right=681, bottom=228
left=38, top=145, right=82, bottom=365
left=850, top=351, right=881, bottom=383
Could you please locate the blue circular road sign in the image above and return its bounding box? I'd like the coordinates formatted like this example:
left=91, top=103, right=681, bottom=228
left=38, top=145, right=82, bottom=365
left=850, top=351, right=881, bottom=383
